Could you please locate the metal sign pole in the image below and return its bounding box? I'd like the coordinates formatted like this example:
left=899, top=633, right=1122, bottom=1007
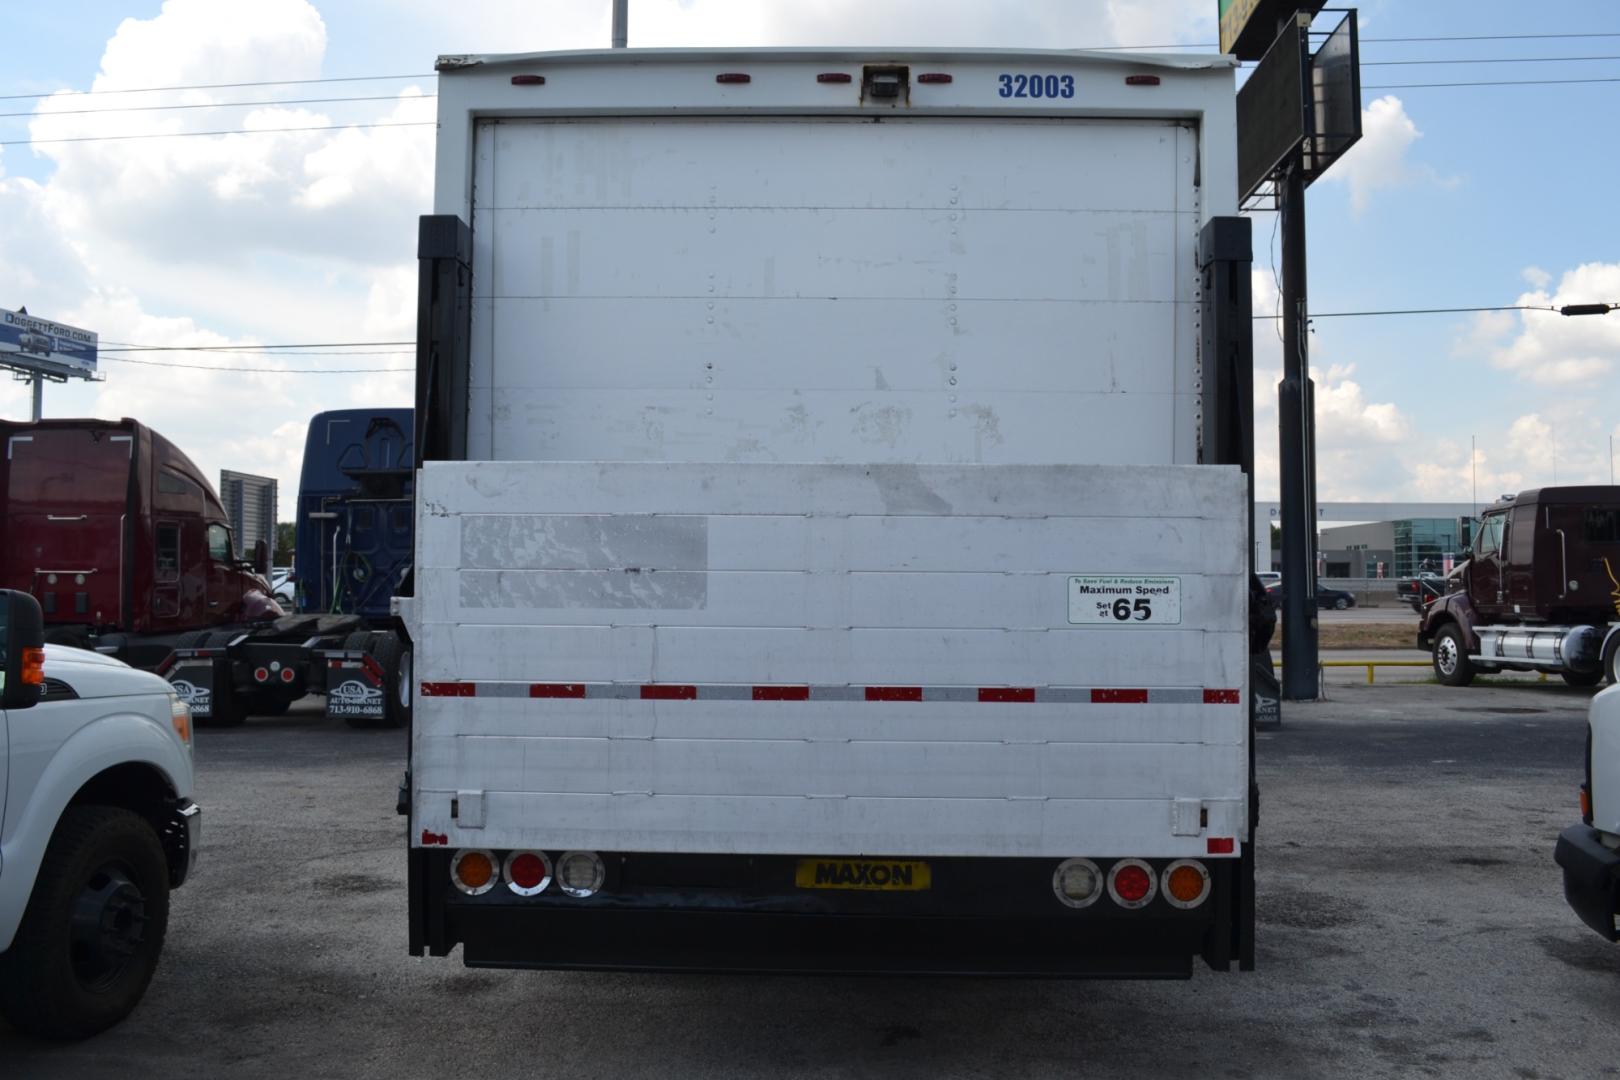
left=1277, top=152, right=1319, bottom=700
left=612, top=0, right=628, bottom=48
left=31, top=373, right=43, bottom=421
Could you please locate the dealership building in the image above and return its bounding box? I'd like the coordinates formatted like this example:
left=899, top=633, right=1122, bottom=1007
left=1255, top=502, right=1479, bottom=579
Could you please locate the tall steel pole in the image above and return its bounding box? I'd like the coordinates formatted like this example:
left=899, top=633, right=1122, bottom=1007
left=612, top=0, right=628, bottom=48
left=30, top=373, right=43, bottom=421
left=1277, top=154, right=1318, bottom=700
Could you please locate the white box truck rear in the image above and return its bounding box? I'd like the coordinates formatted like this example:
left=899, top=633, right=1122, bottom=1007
left=401, top=47, right=1259, bottom=976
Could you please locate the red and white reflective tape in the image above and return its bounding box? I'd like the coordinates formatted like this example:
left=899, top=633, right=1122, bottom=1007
left=419, top=681, right=1242, bottom=704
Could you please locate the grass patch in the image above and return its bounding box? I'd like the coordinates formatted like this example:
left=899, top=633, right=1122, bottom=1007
left=1276, top=621, right=1420, bottom=650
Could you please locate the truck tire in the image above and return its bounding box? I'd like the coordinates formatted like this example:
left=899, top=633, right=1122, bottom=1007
left=1563, top=669, right=1604, bottom=688
left=1333, top=597, right=1349, bottom=610
left=1432, top=623, right=1476, bottom=687
left=0, top=807, right=170, bottom=1040
left=370, top=631, right=413, bottom=731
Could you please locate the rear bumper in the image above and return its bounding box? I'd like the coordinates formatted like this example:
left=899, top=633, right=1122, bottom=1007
left=409, top=849, right=1255, bottom=978
left=1555, top=824, right=1620, bottom=941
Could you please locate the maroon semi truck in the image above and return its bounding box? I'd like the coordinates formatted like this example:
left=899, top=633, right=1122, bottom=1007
left=1419, top=486, right=1620, bottom=687
left=0, top=419, right=282, bottom=672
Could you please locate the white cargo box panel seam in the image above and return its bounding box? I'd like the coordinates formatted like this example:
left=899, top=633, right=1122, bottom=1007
left=416, top=50, right=1247, bottom=860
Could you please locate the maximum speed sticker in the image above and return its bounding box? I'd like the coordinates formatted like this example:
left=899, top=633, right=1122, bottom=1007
left=1068, top=576, right=1182, bottom=626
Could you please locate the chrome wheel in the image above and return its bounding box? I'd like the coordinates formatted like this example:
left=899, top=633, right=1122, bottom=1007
left=1436, top=635, right=1458, bottom=677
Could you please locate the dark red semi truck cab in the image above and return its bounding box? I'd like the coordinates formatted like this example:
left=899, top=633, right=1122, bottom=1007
left=1420, top=486, right=1620, bottom=687
left=0, top=418, right=280, bottom=669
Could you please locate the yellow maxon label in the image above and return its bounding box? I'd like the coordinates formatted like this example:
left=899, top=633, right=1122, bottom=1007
left=795, top=859, right=931, bottom=891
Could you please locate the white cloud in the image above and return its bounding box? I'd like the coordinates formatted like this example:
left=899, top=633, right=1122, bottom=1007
left=396, top=0, right=1215, bottom=51
left=0, top=0, right=418, bottom=512
left=1249, top=268, right=1414, bottom=501
left=1468, top=262, right=1620, bottom=386
left=1317, top=95, right=1456, bottom=214
left=1412, top=411, right=1615, bottom=499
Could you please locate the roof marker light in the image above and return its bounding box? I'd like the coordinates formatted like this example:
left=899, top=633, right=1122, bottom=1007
left=1125, top=75, right=1161, bottom=86
left=510, top=74, right=546, bottom=86
left=917, top=73, right=953, bottom=85
left=716, top=73, right=752, bottom=84
left=817, top=72, right=853, bottom=84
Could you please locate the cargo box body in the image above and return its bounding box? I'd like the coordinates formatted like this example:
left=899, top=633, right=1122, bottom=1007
left=406, top=47, right=1254, bottom=976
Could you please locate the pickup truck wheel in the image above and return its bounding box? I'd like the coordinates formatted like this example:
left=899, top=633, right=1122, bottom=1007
left=1562, top=669, right=1604, bottom=688
left=1432, top=624, right=1476, bottom=687
left=0, top=807, right=170, bottom=1041
left=1333, top=597, right=1349, bottom=610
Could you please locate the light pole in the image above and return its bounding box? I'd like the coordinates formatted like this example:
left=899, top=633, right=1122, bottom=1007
left=1556, top=302, right=1614, bottom=487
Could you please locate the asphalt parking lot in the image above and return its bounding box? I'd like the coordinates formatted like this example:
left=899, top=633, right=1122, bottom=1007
left=4, top=681, right=1618, bottom=1079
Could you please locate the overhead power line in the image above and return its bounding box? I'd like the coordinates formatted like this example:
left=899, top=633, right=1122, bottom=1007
left=99, top=340, right=413, bottom=352
left=2, top=31, right=1619, bottom=100
left=1251, top=304, right=1600, bottom=320
left=1, top=93, right=435, bottom=120
left=0, top=73, right=432, bottom=102
left=0, top=120, right=434, bottom=146
left=1102, top=32, right=1620, bottom=49
left=103, top=355, right=407, bottom=373
left=1363, top=76, right=1620, bottom=90
left=1362, top=54, right=1620, bottom=65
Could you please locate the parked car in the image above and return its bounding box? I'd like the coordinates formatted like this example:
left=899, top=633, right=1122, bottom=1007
left=1396, top=572, right=1448, bottom=613
left=1265, top=580, right=1357, bottom=610
left=269, top=567, right=295, bottom=605
left=0, top=589, right=199, bottom=1039
left=1555, top=683, right=1620, bottom=940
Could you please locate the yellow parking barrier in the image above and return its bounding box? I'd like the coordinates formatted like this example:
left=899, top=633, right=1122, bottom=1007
left=1271, top=659, right=1551, bottom=685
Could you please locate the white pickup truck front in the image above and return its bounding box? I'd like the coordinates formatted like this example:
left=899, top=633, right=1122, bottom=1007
left=0, top=589, right=200, bottom=1040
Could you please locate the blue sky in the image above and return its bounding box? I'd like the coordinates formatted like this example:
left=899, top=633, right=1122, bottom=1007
left=0, top=0, right=1615, bottom=509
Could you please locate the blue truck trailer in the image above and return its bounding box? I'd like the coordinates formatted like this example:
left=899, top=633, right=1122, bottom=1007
left=164, top=409, right=414, bottom=727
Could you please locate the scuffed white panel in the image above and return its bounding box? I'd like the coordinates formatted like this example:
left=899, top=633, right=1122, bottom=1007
left=415, top=460, right=1245, bottom=522
left=434, top=733, right=1245, bottom=801
left=412, top=695, right=1239, bottom=746
left=410, top=460, right=1249, bottom=858
left=412, top=789, right=1249, bottom=861
left=467, top=116, right=1200, bottom=466
left=414, top=621, right=1247, bottom=688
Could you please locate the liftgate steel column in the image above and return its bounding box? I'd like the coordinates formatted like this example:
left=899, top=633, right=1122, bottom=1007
left=1199, top=214, right=1258, bottom=971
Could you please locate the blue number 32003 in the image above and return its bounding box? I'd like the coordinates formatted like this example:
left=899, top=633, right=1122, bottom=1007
left=998, top=73, right=1076, bottom=100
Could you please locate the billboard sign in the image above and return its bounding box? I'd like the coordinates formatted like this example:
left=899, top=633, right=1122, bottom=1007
left=1219, top=0, right=1326, bottom=61
left=0, top=308, right=98, bottom=378
left=1304, top=10, right=1363, bottom=186
left=1236, top=20, right=1308, bottom=201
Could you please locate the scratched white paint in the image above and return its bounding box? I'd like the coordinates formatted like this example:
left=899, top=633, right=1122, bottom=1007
left=466, top=115, right=1201, bottom=465
left=413, top=50, right=1247, bottom=859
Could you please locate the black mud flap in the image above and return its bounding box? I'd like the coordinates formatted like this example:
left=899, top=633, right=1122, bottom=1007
left=324, top=649, right=387, bottom=722
left=163, top=649, right=224, bottom=720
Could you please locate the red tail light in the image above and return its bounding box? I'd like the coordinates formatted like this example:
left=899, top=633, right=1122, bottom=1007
left=1107, top=859, right=1157, bottom=908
